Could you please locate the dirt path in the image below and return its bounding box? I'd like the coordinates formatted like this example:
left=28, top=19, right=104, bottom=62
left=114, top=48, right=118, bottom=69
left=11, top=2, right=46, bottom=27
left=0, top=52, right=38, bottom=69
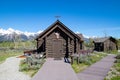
left=0, top=57, right=31, bottom=80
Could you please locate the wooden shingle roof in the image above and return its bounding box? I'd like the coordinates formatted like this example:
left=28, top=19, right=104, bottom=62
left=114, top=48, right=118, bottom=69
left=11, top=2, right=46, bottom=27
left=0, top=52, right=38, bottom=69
left=93, top=37, right=109, bottom=43
left=93, top=37, right=117, bottom=43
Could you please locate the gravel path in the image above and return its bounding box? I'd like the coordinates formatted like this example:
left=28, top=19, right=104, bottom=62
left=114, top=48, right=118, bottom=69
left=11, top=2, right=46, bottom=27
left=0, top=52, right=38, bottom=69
left=0, top=57, right=31, bottom=80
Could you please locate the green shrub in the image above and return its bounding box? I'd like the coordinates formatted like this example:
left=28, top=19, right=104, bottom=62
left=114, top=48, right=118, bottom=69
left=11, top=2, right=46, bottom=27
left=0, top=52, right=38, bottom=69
left=116, top=67, right=120, bottom=72
left=31, top=65, right=41, bottom=70
left=19, top=64, right=30, bottom=71
left=72, top=62, right=88, bottom=73
left=109, top=50, right=118, bottom=54
left=79, top=55, right=92, bottom=65
left=20, top=59, right=26, bottom=64
left=111, top=76, right=120, bottom=80
left=78, top=53, right=107, bottom=65
left=84, top=59, right=92, bottom=65
left=116, top=54, right=120, bottom=59
left=19, top=58, right=45, bottom=77
left=115, top=59, right=120, bottom=63
left=114, top=63, right=120, bottom=67
left=31, top=70, right=39, bottom=77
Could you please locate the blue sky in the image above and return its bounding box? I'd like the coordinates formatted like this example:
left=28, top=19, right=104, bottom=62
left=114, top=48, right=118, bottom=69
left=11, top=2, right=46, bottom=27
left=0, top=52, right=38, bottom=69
left=0, top=0, right=120, bottom=38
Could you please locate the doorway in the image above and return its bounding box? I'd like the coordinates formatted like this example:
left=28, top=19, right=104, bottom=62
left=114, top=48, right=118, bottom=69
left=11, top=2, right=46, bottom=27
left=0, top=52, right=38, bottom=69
left=53, top=39, right=62, bottom=59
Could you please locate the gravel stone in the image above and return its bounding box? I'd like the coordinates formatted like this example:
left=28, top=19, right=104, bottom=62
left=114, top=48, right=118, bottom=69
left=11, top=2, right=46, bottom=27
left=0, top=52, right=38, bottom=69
left=0, top=57, right=31, bottom=80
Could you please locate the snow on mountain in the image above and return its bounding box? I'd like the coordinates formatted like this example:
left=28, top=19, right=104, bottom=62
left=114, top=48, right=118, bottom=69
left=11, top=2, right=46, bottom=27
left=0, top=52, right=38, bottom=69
left=83, top=34, right=90, bottom=39
left=76, top=31, right=97, bottom=39
left=0, top=28, right=42, bottom=36
left=0, top=28, right=97, bottom=42
left=0, top=28, right=43, bottom=41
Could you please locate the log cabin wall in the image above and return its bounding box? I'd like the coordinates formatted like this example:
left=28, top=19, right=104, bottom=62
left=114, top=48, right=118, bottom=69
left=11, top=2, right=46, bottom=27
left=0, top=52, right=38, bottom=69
left=104, top=39, right=117, bottom=51
left=110, top=41, right=117, bottom=50
left=70, top=39, right=74, bottom=54
left=104, top=39, right=110, bottom=51
left=93, top=37, right=117, bottom=52
left=45, top=27, right=79, bottom=58
left=36, top=20, right=84, bottom=58
left=45, top=28, right=69, bottom=58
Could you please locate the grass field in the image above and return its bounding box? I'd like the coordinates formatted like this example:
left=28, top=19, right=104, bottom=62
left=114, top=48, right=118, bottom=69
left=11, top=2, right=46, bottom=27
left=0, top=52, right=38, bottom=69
left=72, top=52, right=107, bottom=73
left=0, top=49, right=23, bottom=63
left=0, top=41, right=36, bottom=63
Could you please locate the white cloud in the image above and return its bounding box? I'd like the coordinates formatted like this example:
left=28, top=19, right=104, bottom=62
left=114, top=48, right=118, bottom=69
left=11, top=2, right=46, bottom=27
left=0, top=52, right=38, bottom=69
left=76, top=31, right=80, bottom=34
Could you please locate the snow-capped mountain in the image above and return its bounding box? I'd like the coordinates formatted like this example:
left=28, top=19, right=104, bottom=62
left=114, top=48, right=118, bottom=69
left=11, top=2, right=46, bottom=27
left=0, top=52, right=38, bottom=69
left=0, top=28, right=42, bottom=41
left=0, top=28, right=96, bottom=42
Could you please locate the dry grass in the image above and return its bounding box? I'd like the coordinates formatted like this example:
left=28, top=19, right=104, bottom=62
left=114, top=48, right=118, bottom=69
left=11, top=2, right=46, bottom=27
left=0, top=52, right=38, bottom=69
left=0, top=49, right=23, bottom=63
left=72, top=52, right=107, bottom=73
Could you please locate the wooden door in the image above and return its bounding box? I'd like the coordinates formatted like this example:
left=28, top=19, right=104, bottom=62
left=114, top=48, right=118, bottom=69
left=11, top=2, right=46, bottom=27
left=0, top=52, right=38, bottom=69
left=53, top=39, right=62, bottom=59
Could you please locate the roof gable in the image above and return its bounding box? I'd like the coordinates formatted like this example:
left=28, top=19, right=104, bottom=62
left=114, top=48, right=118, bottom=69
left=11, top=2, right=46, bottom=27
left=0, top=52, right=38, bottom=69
left=36, top=20, right=81, bottom=40
left=93, top=37, right=117, bottom=43
left=76, top=34, right=84, bottom=41
left=93, top=37, right=109, bottom=43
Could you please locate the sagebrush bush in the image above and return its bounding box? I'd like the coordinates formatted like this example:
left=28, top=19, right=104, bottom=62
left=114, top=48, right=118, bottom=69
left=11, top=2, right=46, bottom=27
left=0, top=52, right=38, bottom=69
left=31, top=65, right=41, bottom=70
left=116, top=54, right=120, bottom=59
left=111, top=76, right=120, bottom=80
left=79, top=55, right=92, bottom=65
left=110, top=50, right=118, bottom=54
left=19, top=64, right=29, bottom=71
left=20, top=59, right=26, bottom=64
left=115, top=59, right=120, bottom=63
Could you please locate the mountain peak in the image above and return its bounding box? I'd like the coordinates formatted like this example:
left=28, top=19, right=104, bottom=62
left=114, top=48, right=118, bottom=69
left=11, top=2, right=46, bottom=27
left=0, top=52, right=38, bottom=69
left=0, top=28, right=43, bottom=41
left=0, top=28, right=42, bottom=36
